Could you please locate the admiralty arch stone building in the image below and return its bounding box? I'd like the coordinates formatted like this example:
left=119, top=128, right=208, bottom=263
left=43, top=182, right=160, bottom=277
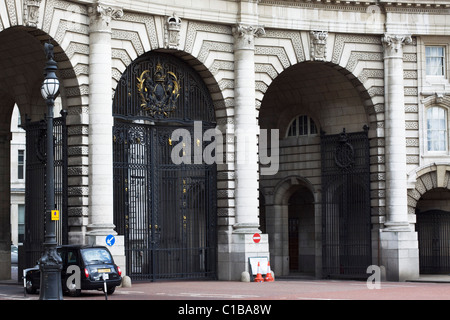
left=1, top=0, right=450, bottom=283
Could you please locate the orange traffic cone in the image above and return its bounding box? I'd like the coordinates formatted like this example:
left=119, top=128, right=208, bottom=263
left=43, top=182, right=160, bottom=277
left=254, top=262, right=264, bottom=282
left=264, top=261, right=274, bottom=282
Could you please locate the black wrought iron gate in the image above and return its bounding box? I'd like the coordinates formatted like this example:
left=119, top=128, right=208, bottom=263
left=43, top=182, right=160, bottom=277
left=321, top=128, right=371, bottom=278
left=416, top=210, right=450, bottom=274
left=113, top=122, right=217, bottom=280
left=23, top=112, right=68, bottom=269
left=113, top=52, right=217, bottom=281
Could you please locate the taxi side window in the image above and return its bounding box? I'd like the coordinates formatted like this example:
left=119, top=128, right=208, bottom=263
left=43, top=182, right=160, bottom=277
left=67, top=250, right=78, bottom=265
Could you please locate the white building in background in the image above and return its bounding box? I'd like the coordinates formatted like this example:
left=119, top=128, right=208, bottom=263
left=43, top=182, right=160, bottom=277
left=10, top=105, right=26, bottom=247
left=1, top=0, right=450, bottom=282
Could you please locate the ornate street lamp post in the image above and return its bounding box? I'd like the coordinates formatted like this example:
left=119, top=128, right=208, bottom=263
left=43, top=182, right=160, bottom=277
left=38, top=42, right=63, bottom=300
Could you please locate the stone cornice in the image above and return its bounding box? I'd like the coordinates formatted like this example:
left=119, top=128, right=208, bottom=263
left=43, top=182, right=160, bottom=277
left=380, top=0, right=450, bottom=7
left=260, top=0, right=450, bottom=11
left=260, top=0, right=376, bottom=12
left=383, top=1, right=450, bottom=13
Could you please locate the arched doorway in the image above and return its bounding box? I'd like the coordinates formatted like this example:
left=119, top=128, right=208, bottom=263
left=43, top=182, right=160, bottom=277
left=288, top=187, right=315, bottom=274
left=112, top=51, right=217, bottom=281
left=416, top=188, right=450, bottom=274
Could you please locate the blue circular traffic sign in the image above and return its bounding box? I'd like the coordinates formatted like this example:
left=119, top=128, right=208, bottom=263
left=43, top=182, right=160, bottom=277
left=105, top=234, right=115, bottom=246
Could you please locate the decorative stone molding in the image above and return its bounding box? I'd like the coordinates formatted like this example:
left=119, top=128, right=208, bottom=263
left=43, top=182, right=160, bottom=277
left=112, top=29, right=144, bottom=56
left=331, top=34, right=381, bottom=65
left=346, top=51, right=382, bottom=73
left=184, top=21, right=231, bottom=54
left=421, top=92, right=450, bottom=106
left=23, top=0, right=42, bottom=27
left=164, top=13, right=182, bottom=50
left=198, top=41, right=233, bottom=63
left=262, top=29, right=305, bottom=63
left=232, top=23, right=265, bottom=50
left=381, top=34, right=412, bottom=58
left=255, top=46, right=290, bottom=68
left=88, top=2, right=123, bottom=30
left=310, top=30, right=328, bottom=61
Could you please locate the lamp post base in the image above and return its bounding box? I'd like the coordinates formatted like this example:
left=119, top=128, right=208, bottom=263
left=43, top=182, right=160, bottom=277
left=39, top=246, right=63, bottom=300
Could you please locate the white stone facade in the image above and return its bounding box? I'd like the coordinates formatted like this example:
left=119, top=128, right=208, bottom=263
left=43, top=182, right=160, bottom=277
left=1, top=0, right=450, bottom=281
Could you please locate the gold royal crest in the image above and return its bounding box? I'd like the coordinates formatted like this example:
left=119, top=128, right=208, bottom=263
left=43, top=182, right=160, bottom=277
left=136, top=63, right=180, bottom=117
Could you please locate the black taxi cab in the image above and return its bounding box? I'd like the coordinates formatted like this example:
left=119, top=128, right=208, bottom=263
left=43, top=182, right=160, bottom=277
left=25, top=245, right=122, bottom=296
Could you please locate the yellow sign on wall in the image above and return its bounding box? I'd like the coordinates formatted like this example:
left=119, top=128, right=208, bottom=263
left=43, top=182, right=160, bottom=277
left=51, top=210, right=59, bottom=221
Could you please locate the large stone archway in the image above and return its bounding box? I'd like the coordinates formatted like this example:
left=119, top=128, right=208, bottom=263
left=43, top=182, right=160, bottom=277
left=111, top=50, right=218, bottom=281
left=259, top=58, right=377, bottom=279
left=0, top=0, right=90, bottom=280
left=0, top=25, right=82, bottom=279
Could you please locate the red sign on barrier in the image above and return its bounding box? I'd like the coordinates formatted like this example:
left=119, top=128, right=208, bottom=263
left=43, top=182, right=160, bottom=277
left=253, top=233, right=261, bottom=243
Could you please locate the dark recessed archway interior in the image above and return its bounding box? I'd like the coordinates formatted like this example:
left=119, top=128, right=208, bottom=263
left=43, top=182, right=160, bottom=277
left=0, top=27, right=49, bottom=125
left=259, top=62, right=369, bottom=136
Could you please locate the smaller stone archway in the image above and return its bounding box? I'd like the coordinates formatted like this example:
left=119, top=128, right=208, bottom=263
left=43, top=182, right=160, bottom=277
left=288, top=187, right=315, bottom=274
left=265, top=176, right=318, bottom=277
left=408, top=164, right=450, bottom=215
left=409, top=165, right=450, bottom=274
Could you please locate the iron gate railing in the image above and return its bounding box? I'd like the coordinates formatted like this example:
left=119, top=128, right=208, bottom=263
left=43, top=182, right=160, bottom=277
left=22, top=111, right=68, bottom=268
left=416, top=210, right=450, bottom=274
left=113, top=122, right=217, bottom=281
left=321, top=127, right=371, bottom=279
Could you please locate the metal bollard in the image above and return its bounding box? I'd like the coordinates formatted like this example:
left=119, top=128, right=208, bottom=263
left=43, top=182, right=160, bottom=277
left=102, top=273, right=109, bottom=300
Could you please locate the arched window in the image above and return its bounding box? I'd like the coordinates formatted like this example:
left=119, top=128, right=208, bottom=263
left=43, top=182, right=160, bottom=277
left=427, top=106, right=447, bottom=152
left=287, top=115, right=317, bottom=137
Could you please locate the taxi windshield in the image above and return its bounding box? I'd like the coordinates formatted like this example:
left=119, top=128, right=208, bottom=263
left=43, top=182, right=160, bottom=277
left=81, top=248, right=113, bottom=265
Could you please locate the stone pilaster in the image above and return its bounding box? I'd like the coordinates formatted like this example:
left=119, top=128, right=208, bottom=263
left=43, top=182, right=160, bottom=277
left=380, top=34, right=419, bottom=281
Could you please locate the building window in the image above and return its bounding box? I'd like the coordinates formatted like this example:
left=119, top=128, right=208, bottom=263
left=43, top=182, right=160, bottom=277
left=287, top=115, right=317, bottom=137
left=426, top=46, right=445, bottom=76
left=18, top=150, right=24, bottom=180
left=18, top=204, right=25, bottom=243
left=427, top=106, right=447, bottom=152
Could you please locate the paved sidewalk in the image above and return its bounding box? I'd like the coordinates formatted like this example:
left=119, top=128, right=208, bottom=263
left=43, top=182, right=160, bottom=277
left=1, top=276, right=450, bottom=301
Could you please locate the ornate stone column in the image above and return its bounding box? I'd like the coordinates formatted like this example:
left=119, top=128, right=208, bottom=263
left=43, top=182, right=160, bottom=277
left=380, top=34, right=419, bottom=281
left=219, top=22, right=270, bottom=281
left=382, top=34, right=411, bottom=231
left=86, top=2, right=124, bottom=265
left=232, top=23, right=265, bottom=234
